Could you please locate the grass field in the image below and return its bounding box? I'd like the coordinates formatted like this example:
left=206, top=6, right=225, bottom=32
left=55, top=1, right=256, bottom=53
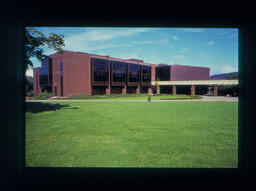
left=26, top=101, right=238, bottom=168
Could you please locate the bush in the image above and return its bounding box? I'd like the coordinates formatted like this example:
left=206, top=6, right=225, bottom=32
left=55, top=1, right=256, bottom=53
left=36, top=93, right=53, bottom=100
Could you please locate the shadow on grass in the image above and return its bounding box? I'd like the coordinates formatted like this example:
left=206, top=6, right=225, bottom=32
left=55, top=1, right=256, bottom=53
left=26, top=102, right=79, bottom=113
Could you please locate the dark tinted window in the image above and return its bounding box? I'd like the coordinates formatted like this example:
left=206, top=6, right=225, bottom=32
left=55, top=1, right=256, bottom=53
left=49, top=58, right=52, bottom=84
left=39, top=58, right=49, bottom=85
left=141, top=65, right=151, bottom=82
left=92, top=58, right=109, bottom=82
left=128, top=63, right=140, bottom=82
left=111, top=61, right=126, bottom=82
left=60, top=62, right=63, bottom=75
left=155, top=66, right=170, bottom=81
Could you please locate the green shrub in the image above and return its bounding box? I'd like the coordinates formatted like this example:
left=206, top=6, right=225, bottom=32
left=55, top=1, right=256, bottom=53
left=36, top=93, right=53, bottom=100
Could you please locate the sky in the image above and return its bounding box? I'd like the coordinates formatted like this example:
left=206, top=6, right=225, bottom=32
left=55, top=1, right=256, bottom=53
left=26, top=27, right=238, bottom=77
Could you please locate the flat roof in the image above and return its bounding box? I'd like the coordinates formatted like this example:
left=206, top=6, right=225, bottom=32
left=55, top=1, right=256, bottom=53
left=152, top=80, right=238, bottom=86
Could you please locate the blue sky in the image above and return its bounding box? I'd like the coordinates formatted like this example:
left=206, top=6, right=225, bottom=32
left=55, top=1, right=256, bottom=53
left=26, top=27, right=238, bottom=77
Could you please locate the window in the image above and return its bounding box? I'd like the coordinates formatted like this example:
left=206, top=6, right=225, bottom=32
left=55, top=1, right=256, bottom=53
left=111, top=61, right=126, bottom=82
left=39, top=58, right=49, bottom=85
left=92, top=58, right=109, bottom=82
left=128, top=63, right=140, bottom=83
left=49, top=58, right=52, bottom=84
left=155, top=66, right=170, bottom=81
left=141, top=65, right=151, bottom=82
left=60, top=62, right=63, bottom=75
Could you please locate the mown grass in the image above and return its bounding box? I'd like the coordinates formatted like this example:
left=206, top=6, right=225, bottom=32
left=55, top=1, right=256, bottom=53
left=26, top=101, right=238, bottom=168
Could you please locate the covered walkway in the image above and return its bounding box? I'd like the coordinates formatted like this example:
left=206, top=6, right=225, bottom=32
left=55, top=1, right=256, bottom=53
left=152, top=80, right=238, bottom=96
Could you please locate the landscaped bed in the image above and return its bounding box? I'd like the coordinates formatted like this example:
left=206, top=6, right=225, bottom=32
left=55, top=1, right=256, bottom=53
left=50, top=94, right=202, bottom=100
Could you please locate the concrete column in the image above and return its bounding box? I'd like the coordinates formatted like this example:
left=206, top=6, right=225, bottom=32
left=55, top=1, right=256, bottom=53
left=136, top=85, right=140, bottom=94
left=148, top=87, right=153, bottom=94
left=172, top=85, right=176, bottom=95
left=191, top=85, right=195, bottom=96
left=157, top=86, right=160, bottom=94
left=214, top=85, right=218, bottom=96
left=106, top=86, right=111, bottom=95
left=122, top=86, right=126, bottom=94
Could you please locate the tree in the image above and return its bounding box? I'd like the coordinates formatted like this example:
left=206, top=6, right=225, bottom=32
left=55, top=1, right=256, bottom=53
left=227, top=74, right=238, bottom=80
left=25, top=27, right=65, bottom=70
left=25, top=28, right=65, bottom=96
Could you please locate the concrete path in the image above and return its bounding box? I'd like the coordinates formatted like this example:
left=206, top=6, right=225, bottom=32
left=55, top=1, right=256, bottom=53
left=26, top=96, right=238, bottom=102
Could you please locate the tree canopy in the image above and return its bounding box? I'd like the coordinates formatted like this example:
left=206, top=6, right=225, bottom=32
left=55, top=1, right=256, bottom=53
left=25, top=27, right=65, bottom=70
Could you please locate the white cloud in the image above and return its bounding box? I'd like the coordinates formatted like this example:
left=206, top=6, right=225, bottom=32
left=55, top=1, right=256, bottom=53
left=174, top=54, right=185, bottom=60
left=173, top=35, right=179, bottom=40
left=182, top=28, right=204, bottom=33
left=216, top=30, right=233, bottom=35
left=166, top=34, right=180, bottom=41
left=168, top=45, right=174, bottom=49
left=26, top=69, right=33, bottom=77
left=133, top=40, right=153, bottom=44
left=64, top=28, right=151, bottom=52
left=207, top=41, right=215, bottom=45
left=180, top=48, right=190, bottom=52
left=210, top=61, right=238, bottom=75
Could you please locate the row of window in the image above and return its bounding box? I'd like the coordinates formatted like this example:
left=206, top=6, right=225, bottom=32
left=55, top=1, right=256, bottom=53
left=39, top=57, right=151, bottom=87
left=91, top=58, right=151, bottom=84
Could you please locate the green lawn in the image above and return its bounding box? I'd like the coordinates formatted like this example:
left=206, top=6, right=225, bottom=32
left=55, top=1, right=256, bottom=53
left=26, top=101, right=238, bottom=168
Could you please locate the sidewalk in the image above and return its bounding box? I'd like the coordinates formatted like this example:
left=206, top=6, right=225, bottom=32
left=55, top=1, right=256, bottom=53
left=26, top=96, right=238, bottom=102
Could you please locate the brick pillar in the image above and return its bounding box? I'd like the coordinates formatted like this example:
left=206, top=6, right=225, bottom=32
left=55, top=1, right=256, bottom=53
left=136, top=85, right=140, bottom=94
left=122, top=86, right=126, bottom=94
left=148, top=87, right=152, bottom=94
left=172, top=85, right=176, bottom=95
left=33, top=68, right=41, bottom=99
left=33, top=69, right=38, bottom=99
left=191, top=85, right=195, bottom=96
left=106, top=86, right=111, bottom=95
left=214, top=85, right=218, bottom=96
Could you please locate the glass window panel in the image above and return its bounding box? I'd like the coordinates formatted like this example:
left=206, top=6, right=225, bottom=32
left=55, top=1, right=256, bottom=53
left=39, top=58, right=49, bottom=85
left=112, top=61, right=126, bottom=82
left=92, top=58, right=109, bottom=82
left=128, top=63, right=140, bottom=82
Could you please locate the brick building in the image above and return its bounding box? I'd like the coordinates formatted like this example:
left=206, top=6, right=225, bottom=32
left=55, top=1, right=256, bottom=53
left=33, top=50, right=210, bottom=98
left=155, top=64, right=210, bottom=81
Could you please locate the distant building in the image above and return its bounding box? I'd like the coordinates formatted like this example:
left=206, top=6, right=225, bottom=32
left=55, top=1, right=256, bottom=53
left=155, top=64, right=210, bottom=81
left=210, top=72, right=238, bottom=80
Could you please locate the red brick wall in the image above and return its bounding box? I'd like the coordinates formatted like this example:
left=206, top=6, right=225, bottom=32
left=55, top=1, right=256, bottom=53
left=33, top=67, right=41, bottom=98
left=170, top=65, right=210, bottom=81
left=35, top=51, right=156, bottom=96
left=151, top=64, right=155, bottom=82
left=50, top=51, right=91, bottom=96
left=50, top=53, right=62, bottom=96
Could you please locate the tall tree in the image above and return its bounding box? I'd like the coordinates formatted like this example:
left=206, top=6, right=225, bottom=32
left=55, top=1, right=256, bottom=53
left=25, top=27, right=65, bottom=70
left=25, top=27, right=65, bottom=96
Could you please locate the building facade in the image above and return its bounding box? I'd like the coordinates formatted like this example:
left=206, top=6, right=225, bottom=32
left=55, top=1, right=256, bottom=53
left=210, top=72, right=238, bottom=80
left=33, top=50, right=155, bottom=98
left=155, top=64, right=210, bottom=81
left=33, top=50, right=210, bottom=98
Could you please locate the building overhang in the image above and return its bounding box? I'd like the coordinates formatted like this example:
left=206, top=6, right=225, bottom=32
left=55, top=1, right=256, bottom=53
left=152, top=80, right=238, bottom=86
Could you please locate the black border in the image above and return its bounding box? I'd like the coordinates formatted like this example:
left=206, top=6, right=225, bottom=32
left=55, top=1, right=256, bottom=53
left=1, top=2, right=256, bottom=189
